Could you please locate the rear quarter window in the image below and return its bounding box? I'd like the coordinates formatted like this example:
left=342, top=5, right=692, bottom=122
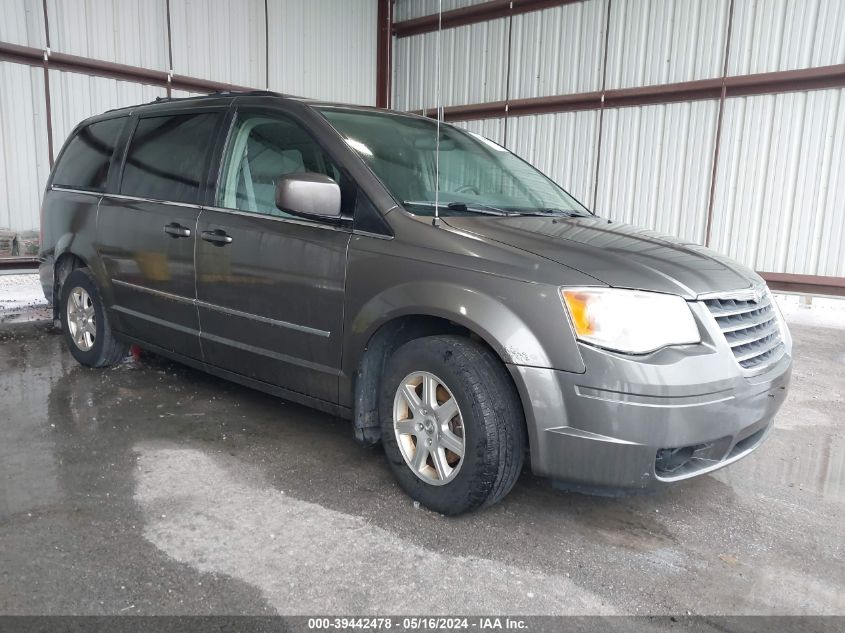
left=52, top=117, right=126, bottom=191
left=120, top=113, right=219, bottom=205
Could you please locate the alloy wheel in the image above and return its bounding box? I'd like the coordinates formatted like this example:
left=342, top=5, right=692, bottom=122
left=66, top=287, right=96, bottom=352
left=393, top=370, right=466, bottom=485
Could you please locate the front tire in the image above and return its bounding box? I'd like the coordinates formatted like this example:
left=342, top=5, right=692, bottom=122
left=60, top=268, right=128, bottom=368
left=380, top=335, right=525, bottom=515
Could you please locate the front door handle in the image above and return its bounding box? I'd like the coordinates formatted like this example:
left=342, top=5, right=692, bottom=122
left=201, top=229, right=233, bottom=246
left=164, top=222, right=192, bottom=238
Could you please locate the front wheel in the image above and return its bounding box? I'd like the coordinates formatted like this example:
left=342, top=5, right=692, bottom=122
left=60, top=268, right=128, bottom=368
left=380, top=335, right=526, bottom=515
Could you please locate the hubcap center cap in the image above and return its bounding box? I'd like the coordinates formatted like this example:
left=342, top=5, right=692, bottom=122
left=422, top=417, right=436, bottom=435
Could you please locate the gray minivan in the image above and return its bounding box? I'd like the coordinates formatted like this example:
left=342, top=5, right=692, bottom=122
left=39, top=92, right=792, bottom=514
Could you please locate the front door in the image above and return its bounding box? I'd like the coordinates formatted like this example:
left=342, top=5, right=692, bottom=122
left=97, top=111, right=222, bottom=359
left=195, top=109, right=352, bottom=403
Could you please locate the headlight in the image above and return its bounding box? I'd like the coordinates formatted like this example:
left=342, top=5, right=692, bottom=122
left=561, top=288, right=700, bottom=354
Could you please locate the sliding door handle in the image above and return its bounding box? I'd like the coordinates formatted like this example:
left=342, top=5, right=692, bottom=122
left=164, top=222, right=192, bottom=238
left=201, top=229, right=233, bottom=246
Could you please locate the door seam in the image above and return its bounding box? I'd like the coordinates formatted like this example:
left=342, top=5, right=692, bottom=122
left=194, top=207, right=205, bottom=361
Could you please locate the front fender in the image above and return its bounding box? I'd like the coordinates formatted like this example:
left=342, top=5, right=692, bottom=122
left=354, top=281, right=546, bottom=364
left=345, top=277, right=586, bottom=377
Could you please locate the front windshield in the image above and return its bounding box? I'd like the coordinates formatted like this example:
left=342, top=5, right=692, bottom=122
left=318, top=107, right=590, bottom=217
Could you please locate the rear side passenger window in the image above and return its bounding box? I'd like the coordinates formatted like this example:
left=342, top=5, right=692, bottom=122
left=121, top=113, right=218, bottom=204
left=52, top=117, right=125, bottom=191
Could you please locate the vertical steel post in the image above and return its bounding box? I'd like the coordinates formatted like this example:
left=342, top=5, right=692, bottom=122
left=41, top=0, right=54, bottom=166
left=704, top=0, right=736, bottom=247
left=376, top=0, right=393, bottom=108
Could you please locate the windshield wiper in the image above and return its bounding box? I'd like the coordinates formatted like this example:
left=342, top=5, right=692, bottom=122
left=403, top=200, right=515, bottom=216
left=512, top=208, right=590, bottom=217
left=447, top=201, right=517, bottom=216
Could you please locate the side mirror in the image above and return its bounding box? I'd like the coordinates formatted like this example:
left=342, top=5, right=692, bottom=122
left=275, top=172, right=342, bottom=219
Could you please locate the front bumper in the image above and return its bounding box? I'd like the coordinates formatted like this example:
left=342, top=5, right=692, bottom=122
left=508, top=303, right=792, bottom=491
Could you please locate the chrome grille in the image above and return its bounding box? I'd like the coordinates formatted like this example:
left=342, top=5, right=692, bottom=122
left=704, top=293, right=785, bottom=370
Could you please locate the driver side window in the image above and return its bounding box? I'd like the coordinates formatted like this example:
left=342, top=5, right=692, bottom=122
left=218, top=112, right=350, bottom=218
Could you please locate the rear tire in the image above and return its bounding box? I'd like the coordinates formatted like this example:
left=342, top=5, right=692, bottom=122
left=60, top=268, right=128, bottom=368
left=379, top=335, right=525, bottom=515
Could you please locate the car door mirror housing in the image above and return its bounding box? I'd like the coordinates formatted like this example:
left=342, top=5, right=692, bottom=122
left=275, top=173, right=342, bottom=219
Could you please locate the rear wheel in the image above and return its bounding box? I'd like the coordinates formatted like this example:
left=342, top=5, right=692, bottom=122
left=60, top=268, right=128, bottom=368
left=380, top=335, right=525, bottom=515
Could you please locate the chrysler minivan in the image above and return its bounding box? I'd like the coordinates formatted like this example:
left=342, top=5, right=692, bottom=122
left=39, top=92, right=792, bottom=514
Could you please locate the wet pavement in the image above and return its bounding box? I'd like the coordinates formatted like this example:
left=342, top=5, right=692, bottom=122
left=0, top=315, right=843, bottom=615
left=0, top=274, right=50, bottom=325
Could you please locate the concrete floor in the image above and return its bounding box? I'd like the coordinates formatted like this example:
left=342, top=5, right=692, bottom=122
left=0, top=312, right=842, bottom=615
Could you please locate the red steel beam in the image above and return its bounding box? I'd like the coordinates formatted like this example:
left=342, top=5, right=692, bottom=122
left=0, top=41, right=254, bottom=94
left=0, top=257, right=40, bottom=269
left=759, top=273, right=845, bottom=298
left=393, top=0, right=583, bottom=37
left=376, top=0, right=393, bottom=108
left=410, top=63, right=845, bottom=121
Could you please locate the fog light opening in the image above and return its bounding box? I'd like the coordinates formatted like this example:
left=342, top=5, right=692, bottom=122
left=655, top=446, right=696, bottom=475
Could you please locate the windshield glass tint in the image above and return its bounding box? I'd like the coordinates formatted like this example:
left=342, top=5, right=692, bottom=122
left=318, top=108, right=588, bottom=216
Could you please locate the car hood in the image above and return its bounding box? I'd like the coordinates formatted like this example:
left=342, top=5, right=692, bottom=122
left=443, top=214, right=762, bottom=299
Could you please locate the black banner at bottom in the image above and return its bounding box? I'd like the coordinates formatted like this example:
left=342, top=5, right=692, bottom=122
left=0, top=616, right=840, bottom=633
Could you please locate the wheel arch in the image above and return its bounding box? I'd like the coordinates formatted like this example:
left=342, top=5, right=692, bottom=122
left=52, top=251, right=89, bottom=321
left=347, top=282, right=550, bottom=446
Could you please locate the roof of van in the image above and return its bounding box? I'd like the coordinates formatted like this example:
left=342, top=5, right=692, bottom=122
left=102, top=90, right=391, bottom=115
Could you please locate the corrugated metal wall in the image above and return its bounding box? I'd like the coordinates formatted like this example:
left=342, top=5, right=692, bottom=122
left=0, top=0, right=377, bottom=235
left=1, top=0, right=46, bottom=48
left=392, top=0, right=845, bottom=279
left=509, top=1, right=607, bottom=99
left=394, top=0, right=489, bottom=22
left=169, top=0, right=266, bottom=86
left=711, top=89, right=845, bottom=277
left=267, top=0, right=377, bottom=103
left=0, top=62, right=50, bottom=234
left=393, top=17, right=509, bottom=111
left=604, top=0, right=729, bottom=89
left=47, top=0, right=170, bottom=70
left=595, top=100, right=718, bottom=243
left=727, top=0, right=845, bottom=76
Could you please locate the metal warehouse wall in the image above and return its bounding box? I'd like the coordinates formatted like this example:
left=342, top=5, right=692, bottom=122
left=0, top=0, right=378, bottom=236
left=394, top=0, right=489, bottom=21
left=391, top=0, right=845, bottom=289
